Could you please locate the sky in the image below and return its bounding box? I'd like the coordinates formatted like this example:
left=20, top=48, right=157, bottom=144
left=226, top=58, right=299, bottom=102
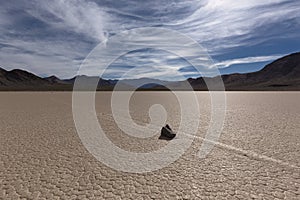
left=0, top=0, right=300, bottom=80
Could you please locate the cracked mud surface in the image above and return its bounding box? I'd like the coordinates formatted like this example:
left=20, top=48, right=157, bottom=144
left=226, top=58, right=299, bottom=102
left=0, top=92, right=299, bottom=199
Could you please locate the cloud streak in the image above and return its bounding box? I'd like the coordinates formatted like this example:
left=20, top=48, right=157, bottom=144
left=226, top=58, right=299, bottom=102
left=213, top=55, right=285, bottom=69
left=169, top=0, right=300, bottom=52
left=29, top=0, right=108, bottom=42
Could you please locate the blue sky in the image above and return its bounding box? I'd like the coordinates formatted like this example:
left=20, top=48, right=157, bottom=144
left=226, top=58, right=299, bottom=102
left=0, top=0, right=299, bottom=80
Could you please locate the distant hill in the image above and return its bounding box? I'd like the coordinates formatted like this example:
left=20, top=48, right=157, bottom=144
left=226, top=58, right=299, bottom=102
left=0, top=52, right=299, bottom=91
left=0, top=68, right=45, bottom=85
left=44, top=75, right=67, bottom=84
left=0, top=68, right=52, bottom=90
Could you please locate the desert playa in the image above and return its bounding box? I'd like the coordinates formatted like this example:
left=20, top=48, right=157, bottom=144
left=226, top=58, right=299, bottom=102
left=0, top=91, right=299, bottom=199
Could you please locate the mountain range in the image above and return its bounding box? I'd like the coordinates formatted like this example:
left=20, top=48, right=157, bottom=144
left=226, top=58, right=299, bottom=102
left=0, top=52, right=299, bottom=91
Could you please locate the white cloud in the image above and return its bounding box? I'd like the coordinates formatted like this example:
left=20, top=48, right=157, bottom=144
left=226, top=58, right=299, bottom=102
left=165, top=0, right=300, bottom=51
left=0, top=38, right=89, bottom=78
left=0, top=0, right=110, bottom=78
left=1, top=0, right=299, bottom=79
left=29, top=0, right=108, bottom=42
left=213, top=54, right=285, bottom=69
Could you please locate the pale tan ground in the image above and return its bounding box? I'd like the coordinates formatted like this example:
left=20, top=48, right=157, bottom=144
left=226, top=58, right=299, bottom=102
left=0, top=92, right=299, bottom=199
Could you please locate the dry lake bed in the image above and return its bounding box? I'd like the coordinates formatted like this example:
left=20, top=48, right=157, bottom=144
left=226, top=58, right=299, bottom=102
left=0, top=92, right=299, bottom=199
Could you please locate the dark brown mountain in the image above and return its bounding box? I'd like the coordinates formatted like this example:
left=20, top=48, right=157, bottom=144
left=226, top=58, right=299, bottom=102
left=0, top=52, right=299, bottom=91
left=0, top=68, right=43, bottom=85
left=255, top=52, right=300, bottom=81
left=0, top=68, right=73, bottom=90
left=0, top=68, right=49, bottom=90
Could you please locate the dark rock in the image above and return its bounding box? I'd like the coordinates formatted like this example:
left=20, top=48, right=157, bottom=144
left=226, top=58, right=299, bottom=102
left=159, top=124, right=176, bottom=140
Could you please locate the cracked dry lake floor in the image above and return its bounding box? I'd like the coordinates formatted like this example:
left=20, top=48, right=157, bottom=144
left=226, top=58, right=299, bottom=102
left=0, top=92, right=299, bottom=199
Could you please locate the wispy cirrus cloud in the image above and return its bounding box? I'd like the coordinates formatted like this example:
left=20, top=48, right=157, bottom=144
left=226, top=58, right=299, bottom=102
left=168, top=0, right=300, bottom=52
left=29, top=0, right=108, bottom=42
left=0, top=0, right=107, bottom=77
left=213, top=55, right=285, bottom=69
left=0, top=0, right=299, bottom=79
